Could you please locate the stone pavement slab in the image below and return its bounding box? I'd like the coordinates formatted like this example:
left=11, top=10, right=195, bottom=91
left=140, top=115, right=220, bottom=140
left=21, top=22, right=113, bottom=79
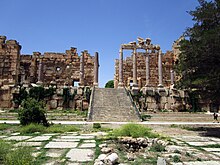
left=44, top=142, right=78, bottom=148
left=0, top=135, right=7, bottom=139
left=202, top=148, right=220, bottom=152
left=187, top=141, right=217, bottom=146
left=79, top=143, right=96, bottom=148
left=59, top=135, right=94, bottom=139
left=27, top=135, right=52, bottom=141
left=52, top=138, right=80, bottom=142
left=14, top=142, right=42, bottom=147
left=84, top=139, right=96, bottom=143
left=46, top=149, right=66, bottom=158
left=4, top=136, right=32, bottom=141
left=183, top=161, right=220, bottom=165
left=66, top=148, right=94, bottom=162
left=11, top=132, right=20, bottom=136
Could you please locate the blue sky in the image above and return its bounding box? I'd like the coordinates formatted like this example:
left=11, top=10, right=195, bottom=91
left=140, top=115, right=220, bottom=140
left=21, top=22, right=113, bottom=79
left=1, top=0, right=199, bottom=87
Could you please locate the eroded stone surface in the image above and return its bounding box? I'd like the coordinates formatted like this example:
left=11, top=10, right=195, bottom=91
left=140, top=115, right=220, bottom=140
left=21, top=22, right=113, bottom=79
left=46, top=149, right=66, bottom=158
left=5, top=136, right=32, bottom=141
left=45, top=142, right=78, bottom=149
left=52, top=138, right=80, bottom=142
left=66, top=148, right=94, bottom=162
left=15, top=142, right=42, bottom=147
left=79, top=143, right=96, bottom=148
left=27, top=136, right=52, bottom=141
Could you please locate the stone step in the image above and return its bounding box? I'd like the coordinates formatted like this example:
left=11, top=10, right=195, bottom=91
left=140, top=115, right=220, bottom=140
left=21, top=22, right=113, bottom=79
left=89, top=88, right=140, bottom=122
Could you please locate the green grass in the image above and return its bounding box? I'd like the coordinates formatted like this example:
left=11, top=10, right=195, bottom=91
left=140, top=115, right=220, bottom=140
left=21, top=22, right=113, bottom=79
left=0, top=140, right=11, bottom=163
left=0, top=140, right=33, bottom=165
left=110, top=123, right=160, bottom=138
left=19, top=123, right=46, bottom=134
left=0, top=123, right=12, bottom=131
left=173, top=155, right=181, bottom=162
left=5, top=146, right=33, bottom=165
left=46, top=124, right=79, bottom=133
left=19, top=123, right=80, bottom=134
left=150, top=143, right=166, bottom=152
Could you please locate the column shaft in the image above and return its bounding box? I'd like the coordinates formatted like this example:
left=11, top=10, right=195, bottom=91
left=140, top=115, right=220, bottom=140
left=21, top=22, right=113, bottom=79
left=145, top=50, right=150, bottom=86
left=118, top=48, right=124, bottom=87
left=79, top=51, right=85, bottom=86
left=133, top=48, right=137, bottom=85
left=37, top=58, right=43, bottom=84
left=93, top=52, right=99, bottom=87
left=170, top=69, right=174, bottom=85
left=158, top=50, right=163, bottom=87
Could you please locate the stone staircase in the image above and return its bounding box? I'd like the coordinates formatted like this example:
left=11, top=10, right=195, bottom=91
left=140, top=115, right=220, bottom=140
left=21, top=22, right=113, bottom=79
left=88, top=88, right=141, bottom=122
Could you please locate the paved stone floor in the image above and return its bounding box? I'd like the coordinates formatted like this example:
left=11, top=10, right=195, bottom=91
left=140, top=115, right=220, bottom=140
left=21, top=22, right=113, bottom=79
left=1, top=131, right=220, bottom=165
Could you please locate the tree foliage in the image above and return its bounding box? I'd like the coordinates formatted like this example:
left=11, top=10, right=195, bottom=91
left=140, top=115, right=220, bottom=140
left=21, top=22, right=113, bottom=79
left=18, top=98, right=49, bottom=126
left=105, top=80, right=114, bottom=88
left=176, top=0, right=220, bottom=103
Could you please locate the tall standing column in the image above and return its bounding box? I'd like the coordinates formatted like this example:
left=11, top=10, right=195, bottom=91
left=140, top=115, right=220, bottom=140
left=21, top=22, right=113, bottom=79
left=158, top=50, right=163, bottom=87
left=145, top=50, right=150, bottom=86
left=37, top=57, right=43, bottom=85
left=79, top=51, right=85, bottom=86
left=133, top=48, right=138, bottom=86
left=170, top=69, right=174, bottom=85
left=118, top=48, right=124, bottom=87
left=93, top=52, right=99, bottom=87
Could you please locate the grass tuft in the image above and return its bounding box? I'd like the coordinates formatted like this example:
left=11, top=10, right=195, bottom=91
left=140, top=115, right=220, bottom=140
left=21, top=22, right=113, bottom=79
left=110, top=123, right=159, bottom=138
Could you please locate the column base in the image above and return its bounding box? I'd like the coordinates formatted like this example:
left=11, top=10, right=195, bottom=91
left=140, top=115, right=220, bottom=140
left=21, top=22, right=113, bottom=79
left=158, top=84, right=164, bottom=88
left=93, top=83, right=99, bottom=87
left=118, top=82, right=124, bottom=88
left=131, top=84, right=139, bottom=95
left=36, top=81, right=43, bottom=86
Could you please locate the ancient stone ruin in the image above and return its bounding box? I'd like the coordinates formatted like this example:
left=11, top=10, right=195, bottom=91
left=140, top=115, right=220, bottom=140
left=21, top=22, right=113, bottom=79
left=114, top=37, right=190, bottom=112
left=0, top=36, right=99, bottom=110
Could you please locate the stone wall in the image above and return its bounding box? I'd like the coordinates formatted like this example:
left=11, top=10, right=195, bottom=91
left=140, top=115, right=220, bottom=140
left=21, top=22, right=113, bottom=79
left=0, top=36, right=98, bottom=109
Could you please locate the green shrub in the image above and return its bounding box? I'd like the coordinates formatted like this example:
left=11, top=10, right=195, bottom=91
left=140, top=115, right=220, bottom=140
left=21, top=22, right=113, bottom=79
left=18, top=98, right=49, bottom=126
left=0, top=140, right=11, bottom=163
left=5, top=146, right=33, bottom=165
left=110, top=123, right=159, bottom=138
left=150, top=143, right=166, bottom=152
left=93, top=123, right=101, bottom=129
left=19, top=123, right=46, bottom=134
left=173, top=155, right=181, bottom=162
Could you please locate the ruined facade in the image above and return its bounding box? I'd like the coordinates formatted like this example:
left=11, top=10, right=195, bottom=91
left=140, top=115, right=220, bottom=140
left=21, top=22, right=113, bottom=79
left=0, top=36, right=99, bottom=109
left=114, top=37, right=174, bottom=89
left=114, top=51, right=174, bottom=88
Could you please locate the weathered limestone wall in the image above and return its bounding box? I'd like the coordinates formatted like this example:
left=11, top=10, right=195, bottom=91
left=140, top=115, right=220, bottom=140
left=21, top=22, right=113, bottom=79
left=0, top=36, right=21, bottom=108
left=115, top=51, right=174, bottom=88
left=0, top=36, right=98, bottom=109
left=140, top=87, right=189, bottom=112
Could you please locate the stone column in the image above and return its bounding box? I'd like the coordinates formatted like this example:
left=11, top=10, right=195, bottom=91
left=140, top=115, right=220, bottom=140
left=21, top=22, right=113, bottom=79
left=37, top=57, right=43, bottom=85
left=170, top=69, right=174, bottom=85
left=145, top=50, right=150, bottom=86
left=118, top=48, right=124, bottom=87
left=158, top=50, right=163, bottom=87
left=93, top=52, right=99, bottom=87
left=79, top=51, right=84, bottom=86
left=133, top=48, right=138, bottom=86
